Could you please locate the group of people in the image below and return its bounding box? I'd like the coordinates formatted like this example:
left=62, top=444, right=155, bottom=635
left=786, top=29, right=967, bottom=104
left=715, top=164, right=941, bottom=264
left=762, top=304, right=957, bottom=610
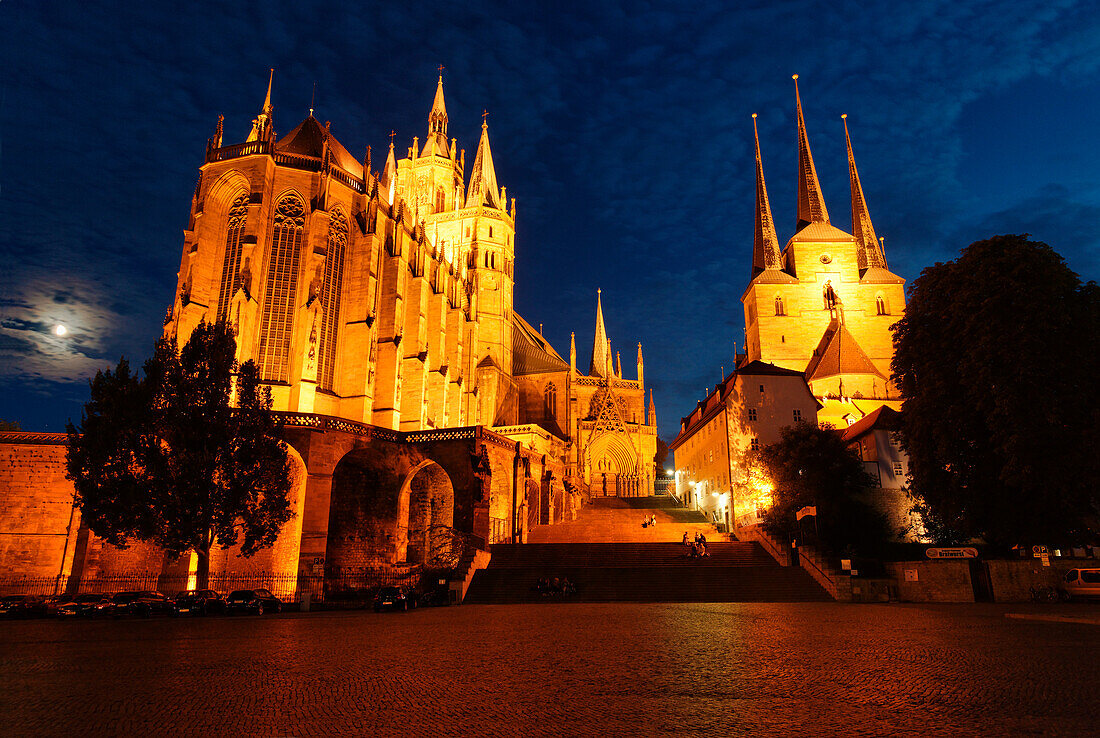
left=641, top=514, right=657, bottom=528
left=532, top=576, right=576, bottom=597
left=682, top=531, right=710, bottom=558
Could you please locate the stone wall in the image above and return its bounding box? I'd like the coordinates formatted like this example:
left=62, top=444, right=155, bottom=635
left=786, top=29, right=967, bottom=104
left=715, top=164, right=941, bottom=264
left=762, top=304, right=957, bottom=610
left=885, top=561, right=974, bottom=602
left=985, top=559, right=1095, bottom=602
left=0, top=435, right=80, bottom=578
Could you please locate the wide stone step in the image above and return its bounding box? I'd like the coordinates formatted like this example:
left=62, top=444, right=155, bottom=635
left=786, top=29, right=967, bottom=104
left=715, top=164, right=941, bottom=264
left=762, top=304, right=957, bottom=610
left=487, top=542, right=772, bottom=568
left=464, top=565, right=831, bottom=603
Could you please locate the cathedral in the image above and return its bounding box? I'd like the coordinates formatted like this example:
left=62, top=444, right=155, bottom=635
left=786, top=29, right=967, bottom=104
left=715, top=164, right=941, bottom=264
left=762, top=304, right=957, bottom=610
left=164, top=70, right=657, bottom=498
left=740, top=76, right=906, bottom=427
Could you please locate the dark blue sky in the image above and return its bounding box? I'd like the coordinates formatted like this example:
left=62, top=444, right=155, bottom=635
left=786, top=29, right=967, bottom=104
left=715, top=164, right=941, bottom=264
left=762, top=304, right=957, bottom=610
left=2, top=1, right=1098, bottom=438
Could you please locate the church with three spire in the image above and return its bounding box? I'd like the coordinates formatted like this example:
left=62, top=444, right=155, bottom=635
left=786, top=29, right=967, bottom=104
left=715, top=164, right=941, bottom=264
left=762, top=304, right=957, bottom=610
left=742, top=75, right=906, bottom=427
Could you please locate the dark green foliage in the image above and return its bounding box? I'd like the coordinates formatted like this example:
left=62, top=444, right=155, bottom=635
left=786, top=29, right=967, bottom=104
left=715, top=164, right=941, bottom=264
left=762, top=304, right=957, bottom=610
left=757, top=422, right=888, bottom=557
left=0, top=419, right=22, bottom=431
left=66, top=321, right=293, bottom=585
left=654, top=437, right=669, bottom=474
left=892, top=235, right=1100, bottom=546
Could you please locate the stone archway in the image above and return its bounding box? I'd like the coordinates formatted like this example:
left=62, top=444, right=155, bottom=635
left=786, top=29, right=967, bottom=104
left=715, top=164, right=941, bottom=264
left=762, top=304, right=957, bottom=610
left=396, top=461, right=455, bottom=565
left=587, top=432, right=638, bottom=497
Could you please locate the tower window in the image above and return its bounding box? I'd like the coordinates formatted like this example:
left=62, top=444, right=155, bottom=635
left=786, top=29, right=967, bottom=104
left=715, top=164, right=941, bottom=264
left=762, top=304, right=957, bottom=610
left=215, top=194, right=249, bottom=321
left=775, top=295, right=786, bottom=316
left=489, top=226, right=493, bottom=237
left=258, top=195, right=305, bottom=383
left=876, top=294, right=889, bottom=315
left=318, top=209, right=348, bottom=391
left=544, top=382, right=557, bottom=420
left=466, top=227, right=470, bottom=237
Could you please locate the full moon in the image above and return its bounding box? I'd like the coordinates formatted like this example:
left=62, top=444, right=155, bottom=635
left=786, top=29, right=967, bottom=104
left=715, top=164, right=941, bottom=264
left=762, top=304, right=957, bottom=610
left=53, top=324, right=68, bottom=336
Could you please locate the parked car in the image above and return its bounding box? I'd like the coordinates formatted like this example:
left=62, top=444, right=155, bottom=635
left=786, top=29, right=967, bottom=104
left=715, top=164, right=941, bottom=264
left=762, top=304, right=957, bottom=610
left=111, top=591, right=175, bottom=617
left=1062, top=569, right=1100, bottom=600
left=0, top=595, right=47, bottom=618
left=56, top=593, right=114, bottom=618
left=373, top=585, right=417, bottom=612
left=225, top=589, right=282, bottom=615
left=174, top=590, right=226, bottom=616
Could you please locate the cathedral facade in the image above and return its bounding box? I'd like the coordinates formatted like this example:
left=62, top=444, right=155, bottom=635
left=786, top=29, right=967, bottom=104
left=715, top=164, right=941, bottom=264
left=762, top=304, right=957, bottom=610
left=164, top=70, right=655, bottom=497
left=741, top=76, right=906, bottom=427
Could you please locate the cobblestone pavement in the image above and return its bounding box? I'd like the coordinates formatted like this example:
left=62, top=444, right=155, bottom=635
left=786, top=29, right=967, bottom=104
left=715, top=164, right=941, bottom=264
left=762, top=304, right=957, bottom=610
left=2, top=603, right=1099, bottom=736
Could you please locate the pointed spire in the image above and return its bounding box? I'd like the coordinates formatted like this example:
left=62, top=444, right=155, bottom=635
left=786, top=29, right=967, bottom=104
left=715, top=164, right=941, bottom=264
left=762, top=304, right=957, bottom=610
left=615, top=351, right=622, bottom=379
left=465, top=113, right=502, bottom=209
left=423, top=69, right=450, bottom=157
left=589, top=289, right=609, bottom=378
left=751, top=114, right=783, bottom=277
left=381, top=134, right=397, bottom=206
left=570, top=331, right=577, bottom=375
left=793, top=75, right=829, bottom=230
left=247, top=68, right=275, bottom=143
left=636, top=342, right=644, bottom=391
left=843, top=115, right=886, bottom=270
left=648, top=388, right=656, bottom=427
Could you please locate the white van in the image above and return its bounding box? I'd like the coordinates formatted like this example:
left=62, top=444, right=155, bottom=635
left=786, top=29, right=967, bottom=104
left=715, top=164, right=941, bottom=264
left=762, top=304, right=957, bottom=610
left=1062, top=569, right=1100, bottom=600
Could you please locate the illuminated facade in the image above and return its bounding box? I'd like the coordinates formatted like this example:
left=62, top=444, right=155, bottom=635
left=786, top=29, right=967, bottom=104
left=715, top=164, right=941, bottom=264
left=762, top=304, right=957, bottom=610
left=164, top=71, right=655, bottom=495
left=742, top=77, right=905, bottom=428
left=669, top=362, right=819, bottom=530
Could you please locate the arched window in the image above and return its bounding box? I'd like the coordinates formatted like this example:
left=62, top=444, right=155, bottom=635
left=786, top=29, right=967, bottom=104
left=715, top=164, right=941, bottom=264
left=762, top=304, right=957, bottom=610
left=258, top=195, right=305, bottom=382
left=434, top=187, right=445, bottom=213
left=774, top=295, right=786, bottom=316
left=544, top=382, right=557, bottom=420
left=318, top=210, right=348, bottom=391
left=215, top=194, right=249, bottom=320
left=876, top=294, right=888, bottom=315
left=489, top=226, right=494, bottom=238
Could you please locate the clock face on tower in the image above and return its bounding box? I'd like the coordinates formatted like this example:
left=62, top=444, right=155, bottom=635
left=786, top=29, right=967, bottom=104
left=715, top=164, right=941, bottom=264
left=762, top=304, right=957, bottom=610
left=819, top=253, right=833, bottom=264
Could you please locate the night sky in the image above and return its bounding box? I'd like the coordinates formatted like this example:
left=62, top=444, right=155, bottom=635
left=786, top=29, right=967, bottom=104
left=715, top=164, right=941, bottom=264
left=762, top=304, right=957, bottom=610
left=2, top=1, right=1099, bottom=439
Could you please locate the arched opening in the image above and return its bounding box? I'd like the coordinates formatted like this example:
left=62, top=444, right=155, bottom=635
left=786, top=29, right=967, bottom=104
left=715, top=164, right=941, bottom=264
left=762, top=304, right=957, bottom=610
left=396, top=461, right=455, bottom=565
left=876, top=294, right=889, bottom=315
left=774, top=294, right=786, bottom=316
left=587, top=433, right=638, bottom=497
left=543, top=382, right=557, bottom=421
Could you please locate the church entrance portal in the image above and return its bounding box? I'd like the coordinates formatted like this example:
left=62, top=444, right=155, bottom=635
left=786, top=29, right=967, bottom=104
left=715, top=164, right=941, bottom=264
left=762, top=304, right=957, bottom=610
left=397, top=461, right=455, bottom=565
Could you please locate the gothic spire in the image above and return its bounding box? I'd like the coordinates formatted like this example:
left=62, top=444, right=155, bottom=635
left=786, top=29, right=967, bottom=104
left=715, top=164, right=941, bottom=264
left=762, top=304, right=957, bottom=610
left=843, top=114, right=886, bottom=270
left=380, top=136, right=397, bottom=205
left=465, top=114, right=502, bottom=209
left=648, top=388, right=656, bottom=427
left=422, top=69, right=450, bottom=158
left=751, top=114, right=783, bottom=277
left=589, top=289, right=609, bottom=378
left=247, top=68, right=275, bottom=143
left=794, top=75, right=829, bottom=230
left=636, top=342, right=644, bottom=391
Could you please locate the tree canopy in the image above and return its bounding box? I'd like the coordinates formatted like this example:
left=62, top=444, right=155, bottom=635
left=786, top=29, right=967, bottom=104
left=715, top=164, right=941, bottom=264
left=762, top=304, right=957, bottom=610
left=756, top=421, right=887, bottom=557
left=66, top=321, right=294, bottom=586
left=892, top=234, right=1100, bottom=546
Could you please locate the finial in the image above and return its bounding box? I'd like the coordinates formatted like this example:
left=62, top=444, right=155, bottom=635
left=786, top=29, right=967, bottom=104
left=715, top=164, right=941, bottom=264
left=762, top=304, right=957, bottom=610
left=792, top=73, right=799, bottom=81
left=597, top=287, right=601, bottom=295
left=752, top=113, right=757, bottom=119
left=389, top=130, right=396, bottom=146
left=841, top=113, right=847, bottom=120
left=437, top=63, right=445, bottom=79
left=482, top=109, right=489, bottom=129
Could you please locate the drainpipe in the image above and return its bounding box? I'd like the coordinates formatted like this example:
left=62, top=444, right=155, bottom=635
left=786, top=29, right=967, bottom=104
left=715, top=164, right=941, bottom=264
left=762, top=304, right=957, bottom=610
left=512, top=441, right=521, bottom=543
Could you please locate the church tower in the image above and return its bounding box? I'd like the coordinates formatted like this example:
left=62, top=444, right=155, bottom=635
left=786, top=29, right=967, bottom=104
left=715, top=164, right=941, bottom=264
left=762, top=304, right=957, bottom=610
left=741, top=77, right=906, bottom=426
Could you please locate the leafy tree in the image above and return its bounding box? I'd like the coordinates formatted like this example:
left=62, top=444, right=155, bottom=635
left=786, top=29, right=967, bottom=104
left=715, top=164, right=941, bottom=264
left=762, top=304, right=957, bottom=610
left=0, top=419, right=23, bottom=431
left=66, top=320, right=293, bottom=588
left=756, top=422, right=888, bottom=557
left=892, top=234, right=1100, bottom=546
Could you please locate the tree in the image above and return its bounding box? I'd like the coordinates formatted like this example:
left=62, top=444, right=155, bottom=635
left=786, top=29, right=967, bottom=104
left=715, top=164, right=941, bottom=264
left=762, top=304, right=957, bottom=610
left=756, top=422, right=888, bottom=557
left=0, top=419, right=22, bottom=431
left=654, top=437, right=669, bottom=475
left=66, top=320, right=294, bottom=589
left=892, top=235, right=1100, bottom=546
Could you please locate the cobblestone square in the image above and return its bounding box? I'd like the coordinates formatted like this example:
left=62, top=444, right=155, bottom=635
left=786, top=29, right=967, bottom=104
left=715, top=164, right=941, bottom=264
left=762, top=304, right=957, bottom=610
left=1, top=603, right=1098, bottom=736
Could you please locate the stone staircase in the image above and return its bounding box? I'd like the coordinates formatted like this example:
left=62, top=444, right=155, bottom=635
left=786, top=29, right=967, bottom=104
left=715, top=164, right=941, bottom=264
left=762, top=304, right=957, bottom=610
left=465, top=497, right=830, bottom=603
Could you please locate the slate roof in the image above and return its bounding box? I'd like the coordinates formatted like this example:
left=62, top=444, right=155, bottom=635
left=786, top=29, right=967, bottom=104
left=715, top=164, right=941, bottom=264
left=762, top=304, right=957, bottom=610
left=805, top=321, right=885, bottom=381
left=511, top=314, right=569, bottom=375
left=841, top=405, right=902, bottom=443
left=276, top=116, right=361, bottom=173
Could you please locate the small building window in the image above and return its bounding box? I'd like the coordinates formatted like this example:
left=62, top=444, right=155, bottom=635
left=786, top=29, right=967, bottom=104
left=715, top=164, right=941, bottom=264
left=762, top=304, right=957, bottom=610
left=747, top=408, right=757, bottom=421
left=775, top=295, right=786, bottom=316
left=793, top=409, right=802, bottom=422
left=892, top=462, right=904, bottom=477
left=489, top=226, right=494, bottom=237
left=759, top=384, right=765, bottom=394
left=750, top=438, right=760, bottom=451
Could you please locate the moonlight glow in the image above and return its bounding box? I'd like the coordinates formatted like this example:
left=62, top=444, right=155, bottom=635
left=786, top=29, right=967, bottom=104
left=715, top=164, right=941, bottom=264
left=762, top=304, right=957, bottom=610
left=53, top=325, right=68, bottom=337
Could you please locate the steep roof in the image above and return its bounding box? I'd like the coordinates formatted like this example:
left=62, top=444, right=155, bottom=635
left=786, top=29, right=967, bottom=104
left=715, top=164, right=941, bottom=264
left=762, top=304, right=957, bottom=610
left=589, top=289, right=609, bottom=377
left=794, top=74, right=830, bottom=230
left=512, top=314, right=569, bottom=375
left=841, top=405, right=901, bottom=443
left=465, top=121, right=502, bottom=209
left=805, top=321, right=885, bottom=382
left=788, top=221, right=854, bottom=243
left=275, top=116, right=361, bottom=173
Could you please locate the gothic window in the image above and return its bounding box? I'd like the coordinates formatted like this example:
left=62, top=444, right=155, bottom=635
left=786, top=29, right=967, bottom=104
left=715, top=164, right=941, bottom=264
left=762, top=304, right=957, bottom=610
left=258, top=195, right=306, bottom=383
left=434, top=187, right=446, bottom=213
left=215, top=194, right=249, bottom=320
left=544, top=382, right=556, bottom=420
left=491, top=252, right=496, bottom=269
left=489, top=226, right=493, bottom=238
left=876, top=294, right=889, bottom=315
left=318, top=210, right=348, bottom=391
left=775, top=295, right=786, bottom=316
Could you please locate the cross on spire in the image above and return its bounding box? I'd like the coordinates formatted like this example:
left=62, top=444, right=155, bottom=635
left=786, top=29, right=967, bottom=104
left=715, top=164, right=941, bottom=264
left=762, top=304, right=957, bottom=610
left=437, top=63, right=445, bottom=77
left=389, top=130, right=396, bottom=145
left=482, top=109, right=489, bottom=127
